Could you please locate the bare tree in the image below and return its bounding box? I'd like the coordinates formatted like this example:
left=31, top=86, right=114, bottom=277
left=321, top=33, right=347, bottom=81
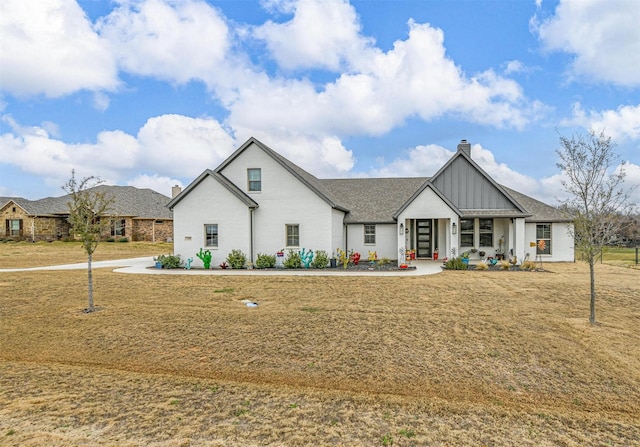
left=556, top=129, right=636, bottom=324
left=62, top=170, right=115, bottom=313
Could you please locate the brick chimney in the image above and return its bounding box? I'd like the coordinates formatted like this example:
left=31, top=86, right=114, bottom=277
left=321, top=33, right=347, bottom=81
left=172, top=185, right=182, bottom=198
left=457, top=139, right=471, bottom=157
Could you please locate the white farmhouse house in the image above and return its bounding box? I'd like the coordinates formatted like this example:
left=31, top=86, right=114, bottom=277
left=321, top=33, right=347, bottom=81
left=168, top=137, right=574, bottom=267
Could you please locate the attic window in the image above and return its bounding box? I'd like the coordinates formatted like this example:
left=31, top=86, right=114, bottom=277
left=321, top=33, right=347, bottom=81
left=248, top=168, right=261, bottom=192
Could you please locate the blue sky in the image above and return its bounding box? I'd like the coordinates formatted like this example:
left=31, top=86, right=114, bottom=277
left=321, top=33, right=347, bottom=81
left=1, top=0, right=639, bottom=205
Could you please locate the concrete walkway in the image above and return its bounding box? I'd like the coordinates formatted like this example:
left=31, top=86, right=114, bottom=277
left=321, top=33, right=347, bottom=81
left=0, top=257, right=443, bottom=276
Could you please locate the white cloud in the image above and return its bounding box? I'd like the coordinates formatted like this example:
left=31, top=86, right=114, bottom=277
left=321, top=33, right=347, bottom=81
left=92, top=92, right=111, bottom=111
left=470, top=144, right=541, bottom=195
left=127, top=174, right=184, bottom=198
left=136, top=114, right=236, bottom=177
left=229, top=18, right=543, bottom=144
left=233, top=127, right=355, bottom=177
left=253, top=0, right=375, bottom=71
left=0, top=0, right=118, bottom=97
left=365, top=142, right=547, bottom=203
left=97, top=0, right=230, bottom=85
left=366, top=144, right=454, bottom=178
left=0, top=114, right=236, bottom=192
left=564, top=102, right=640, bottom=142
left=539, top=161, right=640, bottom=207
left=623, top=163, right=640, bottom=207
left=536, top=0, right=640, bottom=86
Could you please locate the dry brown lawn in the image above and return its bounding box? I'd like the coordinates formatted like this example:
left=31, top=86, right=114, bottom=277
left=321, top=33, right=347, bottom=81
left=0, top=241, right=172, bottom=268
left=1, top=243, right=639, bottom=446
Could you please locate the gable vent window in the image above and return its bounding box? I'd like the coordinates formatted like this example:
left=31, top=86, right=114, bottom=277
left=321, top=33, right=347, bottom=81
left=248, top=168, right=261, bottom=192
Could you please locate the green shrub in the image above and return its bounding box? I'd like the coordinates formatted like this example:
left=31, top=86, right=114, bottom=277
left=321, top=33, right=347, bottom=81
left=156, top=254, right=182, bottom=269
left=311, top=250, right=329, bottom=269
left=227, top=249, right=247, bottom=269
left=255, top=253, right=276, bottom=269
left=105, top=237, right=115, bottom=242
left=444, top=256, right=467, bottom=270
left=283, top=250, right=302, bottom=269
left=118, top=237, right=129, bottom=242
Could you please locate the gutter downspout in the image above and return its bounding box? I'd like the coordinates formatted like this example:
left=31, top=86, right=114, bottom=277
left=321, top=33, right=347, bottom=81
left=344, top=223, right=348, bottom=253
left=250, top=208, right=255, bottom=263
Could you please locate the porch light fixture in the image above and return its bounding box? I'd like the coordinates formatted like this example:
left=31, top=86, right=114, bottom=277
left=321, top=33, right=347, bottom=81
left=399, top=223, right=404, bottom=235
left=452, top=222, right=457, bottom=234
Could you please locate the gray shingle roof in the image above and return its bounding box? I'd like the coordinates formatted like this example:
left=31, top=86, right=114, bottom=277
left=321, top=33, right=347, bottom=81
left=502, top=186, right=572, bottom=222
left=165, top=137, right=573, bottom=225
left=1, top=186, right=172, bottom=219
left=320, top=177, right=428, bottom=223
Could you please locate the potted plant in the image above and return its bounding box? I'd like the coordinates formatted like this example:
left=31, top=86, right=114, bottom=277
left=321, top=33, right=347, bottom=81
left=478, top=250, right=486, bottom=257
left=461, top=251, right=470, bottom=265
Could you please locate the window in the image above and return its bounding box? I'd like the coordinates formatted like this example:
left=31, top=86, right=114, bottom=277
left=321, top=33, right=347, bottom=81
left=460, top=218, right=474, bottom=246
left=479, top=218, right=493, bottom=247
left=205, top=224, right=218, bottom=247
left=364, top=224, right=376, bottom=244
left=6, top=219, right=22, bottom=236
left=111, top=219, right=125, bottom=237
left=248, top=168, right=261, bottom=192
left=536, top=224, right=551, bottom=255
left=286, top=224, right=299, bottom=247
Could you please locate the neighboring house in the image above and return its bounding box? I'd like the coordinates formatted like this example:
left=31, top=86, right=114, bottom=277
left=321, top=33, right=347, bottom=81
left=1, top=186, right=173, bottom=242
left=168, top=137, right=574, bottom=267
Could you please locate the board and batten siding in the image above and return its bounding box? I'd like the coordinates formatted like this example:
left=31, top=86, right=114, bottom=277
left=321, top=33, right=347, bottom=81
left=432, top=156, right=519, bottom=210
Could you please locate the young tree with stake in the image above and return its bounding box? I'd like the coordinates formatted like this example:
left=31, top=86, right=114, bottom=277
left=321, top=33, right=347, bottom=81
left=556, top=130, right=636, bottom=325
left=62, top=170, right=115, bottom=313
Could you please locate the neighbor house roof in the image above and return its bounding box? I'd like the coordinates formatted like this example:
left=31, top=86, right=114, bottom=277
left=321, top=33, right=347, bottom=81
left=1, top=186, right=173, bottom=219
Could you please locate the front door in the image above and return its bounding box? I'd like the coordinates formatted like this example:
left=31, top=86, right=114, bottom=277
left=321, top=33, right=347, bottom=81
left=416, top=219, right=432, bottom=258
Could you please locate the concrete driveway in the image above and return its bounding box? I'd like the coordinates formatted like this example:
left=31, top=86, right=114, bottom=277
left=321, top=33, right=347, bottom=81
left=0, top=258, right=442, bottom=276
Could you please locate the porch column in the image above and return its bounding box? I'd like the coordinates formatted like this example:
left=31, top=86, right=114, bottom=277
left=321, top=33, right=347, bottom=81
left=513, top=218, right=526, bottom=262
left=450, top=218, right=459, bottom=259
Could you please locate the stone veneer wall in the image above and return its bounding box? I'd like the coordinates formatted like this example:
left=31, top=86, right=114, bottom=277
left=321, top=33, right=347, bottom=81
left=132, top=219, right=174, bottom=242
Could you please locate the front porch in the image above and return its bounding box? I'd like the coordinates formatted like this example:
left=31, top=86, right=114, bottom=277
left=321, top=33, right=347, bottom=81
left=399, top=216, right=525, bottom=263
left=400, top=218, right=454, bottom=261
